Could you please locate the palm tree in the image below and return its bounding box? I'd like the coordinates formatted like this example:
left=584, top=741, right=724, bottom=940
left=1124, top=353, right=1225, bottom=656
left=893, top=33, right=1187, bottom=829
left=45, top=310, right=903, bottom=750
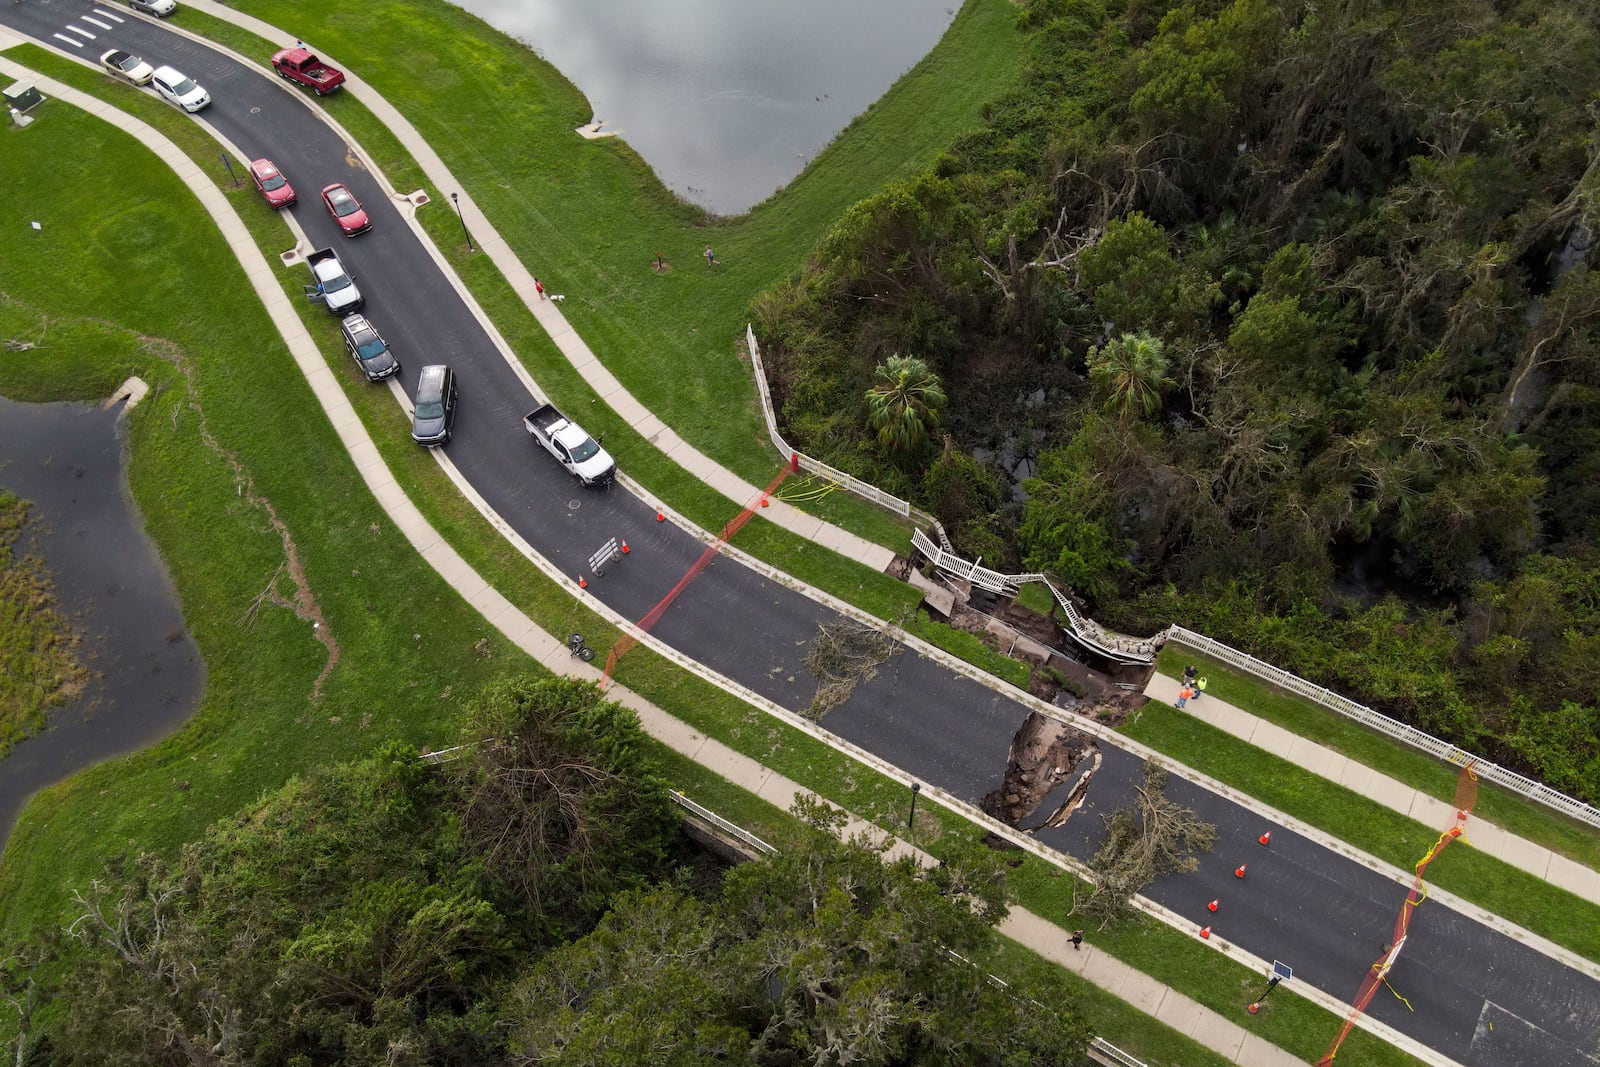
left=865, top=355, right=947, bottom=452
left=1088, top=332, right=1173, bottom=426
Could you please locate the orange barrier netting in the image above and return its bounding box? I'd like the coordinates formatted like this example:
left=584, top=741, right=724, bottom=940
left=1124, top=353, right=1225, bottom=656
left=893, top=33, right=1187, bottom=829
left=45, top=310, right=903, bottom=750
left=600, top=467, right=791, bottom=687
left=1318, top=762, right=1478, bottom=1064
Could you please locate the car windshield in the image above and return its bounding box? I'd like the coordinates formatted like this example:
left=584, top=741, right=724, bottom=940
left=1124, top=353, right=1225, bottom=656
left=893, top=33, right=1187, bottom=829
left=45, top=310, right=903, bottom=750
left=568, top=437, right=600, bottom=463
left=260, top=173, right=286, bottom=191
left=322, top=273, right=351, bottom=293
left=415, top=400, right=444, bottom=420
left=171, top=77, right=197, bottom=95
left=330, top=191, right=359, bottom=216
left=111, top=54, right=133, bottom=70
left=356, top=337, right=387, bottom=361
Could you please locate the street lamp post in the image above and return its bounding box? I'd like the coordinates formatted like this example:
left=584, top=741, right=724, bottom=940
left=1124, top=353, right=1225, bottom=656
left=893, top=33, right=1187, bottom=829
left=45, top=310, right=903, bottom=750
left=908, top=782, right=921, bottom=831
left=450, top=192, right=474, bottom=252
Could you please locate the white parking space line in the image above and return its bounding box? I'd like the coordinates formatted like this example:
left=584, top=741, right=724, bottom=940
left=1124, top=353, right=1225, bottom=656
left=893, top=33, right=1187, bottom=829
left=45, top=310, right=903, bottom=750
left=93, top=8, right=127, bottom=22
left=83, top=16, right=114, bottom=29
left=66, top=25, right=98, bottom=40
left=52, top=34, right=85, bottom=48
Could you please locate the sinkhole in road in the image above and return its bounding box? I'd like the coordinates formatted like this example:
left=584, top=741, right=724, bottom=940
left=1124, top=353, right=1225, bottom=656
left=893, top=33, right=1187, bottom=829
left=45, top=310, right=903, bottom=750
left=982, top=711, right=1101, bottom=832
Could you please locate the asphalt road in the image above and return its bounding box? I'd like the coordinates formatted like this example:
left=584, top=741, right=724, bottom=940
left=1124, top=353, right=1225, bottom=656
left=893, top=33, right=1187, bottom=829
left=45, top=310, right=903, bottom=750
left=5, top=5, right=1600, bottom=1064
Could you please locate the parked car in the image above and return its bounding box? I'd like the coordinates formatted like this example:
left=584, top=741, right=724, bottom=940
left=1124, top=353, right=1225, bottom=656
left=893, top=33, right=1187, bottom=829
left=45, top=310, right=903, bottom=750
left=321, top=182, right=371, bottom=237
left=129, top=0, right=177, bottom=16
left=247, top=159, right=296, bottom=208
left=99, top=49, right=154, bottom=85
left=411, top=365, right=457, bottom=447
left=339, top=314, right=399, bottom=382
left=270, top=48, right=346, bottom=96
left=150, top=66, right=210, bottom=112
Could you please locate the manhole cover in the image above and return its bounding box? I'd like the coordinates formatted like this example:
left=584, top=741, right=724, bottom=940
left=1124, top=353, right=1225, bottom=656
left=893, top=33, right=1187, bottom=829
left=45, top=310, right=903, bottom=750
left=567, top=498, right=582, bottom=510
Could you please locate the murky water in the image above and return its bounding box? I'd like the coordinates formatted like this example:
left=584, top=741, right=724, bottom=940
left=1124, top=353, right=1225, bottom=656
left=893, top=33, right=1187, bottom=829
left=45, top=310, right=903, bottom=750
left=456, top=0, right=959, bottom=215
left=0, top=397, right=204, bottom=850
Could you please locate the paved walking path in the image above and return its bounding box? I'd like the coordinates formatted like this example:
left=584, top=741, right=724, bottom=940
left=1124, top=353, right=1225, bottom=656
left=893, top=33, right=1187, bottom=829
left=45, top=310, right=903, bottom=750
left=1145, top=672, right=1600, bottom=907
left=178, top=0, right=899, bottom=575
left=0, top=51, right=1359, bottom=1067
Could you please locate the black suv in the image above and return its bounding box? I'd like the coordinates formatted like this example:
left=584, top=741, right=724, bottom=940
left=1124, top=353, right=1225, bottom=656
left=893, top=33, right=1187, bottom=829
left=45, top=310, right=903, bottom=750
left=339, top=314, right=399, bottom=382
left=411, top=364, right=457, bottom=447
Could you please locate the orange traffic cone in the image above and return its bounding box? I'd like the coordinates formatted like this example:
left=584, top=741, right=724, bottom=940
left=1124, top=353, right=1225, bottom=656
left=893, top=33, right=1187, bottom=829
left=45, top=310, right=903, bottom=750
left=760, top=496, right=769, bottom=508
left=1235, top=865, right=1247, bottom=879
left=1208, top=899, right=1219, bottom=912
left=1259, top=831, right=1272, bottom=846
left=1248, top=1003, right=1260, bottom=1015
left=621, top=540, right=630, bottom=555
left=578, top=575, right=587, bottom=589
left=1456, top=810, right=1468, bottom=821
left=656, top=509, right=666, bottom=522
left=1199, top=925, right=1212, bottom=940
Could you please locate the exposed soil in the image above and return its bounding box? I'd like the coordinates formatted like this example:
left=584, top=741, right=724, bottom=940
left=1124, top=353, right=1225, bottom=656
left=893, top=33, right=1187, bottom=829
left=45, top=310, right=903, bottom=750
left=981, top=711, right=1101, bottom=828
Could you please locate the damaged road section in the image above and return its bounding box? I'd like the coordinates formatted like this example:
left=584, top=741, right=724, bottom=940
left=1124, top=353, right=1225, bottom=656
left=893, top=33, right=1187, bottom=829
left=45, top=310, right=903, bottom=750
left=983, top=712, right=1101, bottom=832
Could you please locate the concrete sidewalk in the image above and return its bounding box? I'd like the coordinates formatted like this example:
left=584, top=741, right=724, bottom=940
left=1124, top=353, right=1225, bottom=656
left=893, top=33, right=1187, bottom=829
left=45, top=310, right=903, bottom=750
left=1146, top=672, right=1600, bottom=907
left=0, top=48, right=1343, bottom=1067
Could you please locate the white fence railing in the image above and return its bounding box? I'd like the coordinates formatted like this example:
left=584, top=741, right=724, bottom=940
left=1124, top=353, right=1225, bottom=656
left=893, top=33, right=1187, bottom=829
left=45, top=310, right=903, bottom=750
left=1088, top=1037, right=1150, bottom=1067
left=746, top=324, right=915, bottom=518
left=1165, top=626, right=1600, bottom=829
left=670, top=790, right=778, bottom=855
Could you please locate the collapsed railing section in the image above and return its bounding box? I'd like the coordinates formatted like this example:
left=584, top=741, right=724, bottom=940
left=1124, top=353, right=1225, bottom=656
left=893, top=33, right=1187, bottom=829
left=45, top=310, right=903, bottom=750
left=908, top=529, right=1161, bottom=664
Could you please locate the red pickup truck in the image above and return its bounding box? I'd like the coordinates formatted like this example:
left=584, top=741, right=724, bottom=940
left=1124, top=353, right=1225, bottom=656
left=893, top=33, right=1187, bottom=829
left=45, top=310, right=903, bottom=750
left=270, top=48, right=345, bottom=96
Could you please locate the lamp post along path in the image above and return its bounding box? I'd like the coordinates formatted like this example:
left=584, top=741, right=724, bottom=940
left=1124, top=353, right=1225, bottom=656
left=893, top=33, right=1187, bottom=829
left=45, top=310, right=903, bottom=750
left=450, top=192, right=474, bottom=252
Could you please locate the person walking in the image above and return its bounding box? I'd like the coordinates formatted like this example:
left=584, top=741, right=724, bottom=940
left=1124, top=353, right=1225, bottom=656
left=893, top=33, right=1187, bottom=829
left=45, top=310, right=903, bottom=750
left=704, top=245, right=717, bottom=266
left=1195, top=676, right=1208, bottom=700
left=1070, top=930, right=1084, bottom=951
left=534, top=277, right=547, bottom=300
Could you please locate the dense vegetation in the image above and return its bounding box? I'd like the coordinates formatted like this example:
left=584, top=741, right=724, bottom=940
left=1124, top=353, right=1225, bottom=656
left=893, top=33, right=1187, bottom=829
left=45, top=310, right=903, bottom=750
left=0, top=493, right=88, bottom=757
left=757, top=0, right=1600, bottom=799
left=2, top=677, right=1087, bottom=1066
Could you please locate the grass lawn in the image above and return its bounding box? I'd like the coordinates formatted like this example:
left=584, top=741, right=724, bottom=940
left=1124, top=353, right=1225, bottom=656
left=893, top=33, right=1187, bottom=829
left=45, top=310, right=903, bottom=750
left=1152, top=645, right=1600, bottom=871
left=0, top=104, right=530, bottom=932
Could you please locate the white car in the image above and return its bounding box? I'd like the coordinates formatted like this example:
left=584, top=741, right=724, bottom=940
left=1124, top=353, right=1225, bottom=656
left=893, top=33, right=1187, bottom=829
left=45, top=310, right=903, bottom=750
left=99, top=49, right=155, bottom=86
left=151, top=66, right=210, bottom=112
left=129, top=0, right=178, bottom=15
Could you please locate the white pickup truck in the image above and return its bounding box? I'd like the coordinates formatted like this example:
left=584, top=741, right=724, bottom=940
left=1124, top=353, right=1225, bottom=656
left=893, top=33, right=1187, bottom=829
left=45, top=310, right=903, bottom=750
left=524, top=403, right=615, bottom=486
left=304, top=247, right=364, bottom=315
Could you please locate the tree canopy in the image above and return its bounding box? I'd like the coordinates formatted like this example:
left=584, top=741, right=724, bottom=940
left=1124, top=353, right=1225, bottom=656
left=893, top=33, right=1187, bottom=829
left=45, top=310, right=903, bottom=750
left=757, top=0, right=1600, bottom=801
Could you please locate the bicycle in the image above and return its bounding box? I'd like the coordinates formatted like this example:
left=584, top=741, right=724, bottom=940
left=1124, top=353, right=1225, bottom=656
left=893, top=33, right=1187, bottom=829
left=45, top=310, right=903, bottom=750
left=567, top=632, right=595, bottom=662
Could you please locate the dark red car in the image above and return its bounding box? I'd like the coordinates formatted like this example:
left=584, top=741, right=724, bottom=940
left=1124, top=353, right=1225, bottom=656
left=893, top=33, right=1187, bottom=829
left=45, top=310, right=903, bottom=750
left=248, top=158, right=296, bottom=208
left=321, top=182, right=371, bottom=237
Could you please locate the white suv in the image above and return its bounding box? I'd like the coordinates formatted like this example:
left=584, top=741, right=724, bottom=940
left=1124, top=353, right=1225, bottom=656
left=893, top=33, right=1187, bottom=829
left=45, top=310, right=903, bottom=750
left=151, top=66, right=210, bottom=112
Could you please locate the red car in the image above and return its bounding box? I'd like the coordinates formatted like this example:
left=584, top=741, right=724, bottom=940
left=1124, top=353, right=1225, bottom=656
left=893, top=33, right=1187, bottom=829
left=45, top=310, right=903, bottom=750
left=321, top=182, right=371, bottom=237
left=248, top=158, right=296, bottom=208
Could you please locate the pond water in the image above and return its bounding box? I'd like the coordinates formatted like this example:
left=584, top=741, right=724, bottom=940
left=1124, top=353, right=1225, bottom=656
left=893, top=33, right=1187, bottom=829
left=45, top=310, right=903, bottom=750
left=456, top=0, right=959, bottom=215
left=0, top=396, right=204, bottom=850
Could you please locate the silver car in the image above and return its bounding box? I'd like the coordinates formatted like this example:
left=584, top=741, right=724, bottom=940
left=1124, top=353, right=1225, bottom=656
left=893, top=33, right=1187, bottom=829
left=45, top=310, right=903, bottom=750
left=129, top=0, right=178, bottom=16
left=151, top=65, right=210, bottom=112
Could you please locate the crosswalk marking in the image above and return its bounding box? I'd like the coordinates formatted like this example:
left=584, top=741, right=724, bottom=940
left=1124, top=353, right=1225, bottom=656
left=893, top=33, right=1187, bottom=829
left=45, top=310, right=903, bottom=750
left=66, top=25, right=98, bottom=40
left=52, top=33, right=85, bottom=48
left=93, top=8, right=127, bottom=21
left=83, top=16, right=114, bottom=29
